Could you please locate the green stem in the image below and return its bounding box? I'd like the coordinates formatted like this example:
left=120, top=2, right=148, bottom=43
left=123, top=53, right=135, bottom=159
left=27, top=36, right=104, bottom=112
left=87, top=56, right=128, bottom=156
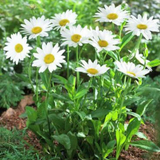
left=36, top=36, right=41, bottom=47
left=35, top=68, right=39, bottom=103
left=45, top=72, right=52, bottom=138
left=28, top=55, right=34, bottom=93
left=35, top=36, right=41, bottom=104
left=119, top=21, right=126, bottom=40
left=112, top=23, right=115, bottom=33
left=119, top=76, right=130, bottom=120
left=133, top=34, right=142, bottom=53
left=76, top=46, right=79, bottom=86
left=67, top=45, right=70, bottom=79
left=79, top=44, right=86, bottom=59
left=82, top=78, right=92, bottom=109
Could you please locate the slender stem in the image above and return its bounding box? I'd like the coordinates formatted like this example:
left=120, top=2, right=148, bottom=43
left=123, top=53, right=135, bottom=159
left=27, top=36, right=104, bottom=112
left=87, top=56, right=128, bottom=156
left=67, top=45, right=70, bottom=79
left=119, top=76, right=130, bottom=120
left=82, top=78, right=92, bottom=109
left=35, top=68, right=39, bottom=103
left=95, top=51, right=97, bottom=60
left=132, top=34, right=142, bottom=53
left=45, top=72, right=52, bottom=138
left=76, top=46, right=79, bottom=86
left=112, top=23, right=115, bottom=33
left=79, top=44, right=86, bottom=59
left=35, top=36, right=41, bottom=104
left=119, top=21, right=126, bottom=40
left=28, top=55, right=34, bottom=92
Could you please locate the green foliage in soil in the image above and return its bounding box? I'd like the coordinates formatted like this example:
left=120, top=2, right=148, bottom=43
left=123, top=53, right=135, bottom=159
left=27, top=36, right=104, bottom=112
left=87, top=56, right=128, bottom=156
left=0, top=127, right=45, bottom=160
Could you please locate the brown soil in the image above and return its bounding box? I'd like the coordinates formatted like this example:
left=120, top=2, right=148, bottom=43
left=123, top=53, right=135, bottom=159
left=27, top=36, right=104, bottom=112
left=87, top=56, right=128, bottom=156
left=0, top=95, right=160, bottom=160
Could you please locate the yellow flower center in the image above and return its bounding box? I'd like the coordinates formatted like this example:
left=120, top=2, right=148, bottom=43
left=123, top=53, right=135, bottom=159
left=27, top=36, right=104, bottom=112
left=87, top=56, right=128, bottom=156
left=44, top=54, right=55, bottom=64
left=71, top=34, right=82, bottom=43
left=107, top=13, right=118, bottom=20
left=137, top=24, right=148, bottom=29
left=31, top=26, right=42, bottom=34
left=59, top=19, right=70, bottom=26
left=15, top=44, right=23, bottom=53
left=127, top=71, right=136, bottom=77
left=98, top=40, right=108, bottom=47
left=87, top=68, right=98, bottom=75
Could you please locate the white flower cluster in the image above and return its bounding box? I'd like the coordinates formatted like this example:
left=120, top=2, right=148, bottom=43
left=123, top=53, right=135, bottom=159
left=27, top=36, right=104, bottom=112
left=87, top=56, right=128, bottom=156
left=4, top=4, right=159, bottom=78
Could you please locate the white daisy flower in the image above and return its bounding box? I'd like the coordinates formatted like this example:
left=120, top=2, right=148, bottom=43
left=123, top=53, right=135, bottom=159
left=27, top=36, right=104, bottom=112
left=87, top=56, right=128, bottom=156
left=60, top=25, right=89, bottom=47
left=32, top=42, right=66, bottom=73
left=76, top=59, right=109, bottom=77
left=114, top=60, right=150, bottom=79
left=94, top=3, right=129, bottom=26
left=135, top=50, right=152, bottom=71
left=4, top=32, right=32, bottom=64
left=21, top=16, right=52, bottom=39
left=88, top=26, right=120, bottom=52
left=51, top=10, right=77, bottom=30
left=125, top=14, right=159, bottom=40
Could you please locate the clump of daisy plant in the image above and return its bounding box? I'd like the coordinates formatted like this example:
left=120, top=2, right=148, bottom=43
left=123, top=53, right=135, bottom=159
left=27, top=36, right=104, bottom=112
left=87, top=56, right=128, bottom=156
left=3, top=2, right=160, bottom=160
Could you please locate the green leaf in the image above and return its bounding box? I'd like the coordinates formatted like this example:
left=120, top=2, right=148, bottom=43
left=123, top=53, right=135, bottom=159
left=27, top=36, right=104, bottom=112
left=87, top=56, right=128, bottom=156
left=52, top=93, right=73, bottom=104
left=136, top=99, right=152, bottom=116
left=107, top=51, right=118, bottom=60
left=74, top=111, right=86, bottom=121
left=77, top=132, right=86, bottom=138
left=147, top=59, right=160, bottom=67
left=91, top=108, right=111, bottom=119
left=103, top=140, right=116, bottom=158
left=75, top=88, right=88, bottom=99
left=52, top=134, right=71, bottom=150
left=48, top=114, right=65, bottom=130
left=135, top=132, right=148, bottom=140
left=119, top=32, right=134, bottom=51
left=53, top=74, right=67, bottom=84
left=126, top=118, right=141, bottom=143
left=116, top=130, right=126, bottom=159
left=40, top=71, right=48, bottom=89
left=130, top=140, right=160, bottom=152
left=111, top=111, right=118, bottom=121
left=25, top=106, right=37, bottom=124
left=127, top=111, right=141, bottom=121
left=67, top=132, right=77, bottom=157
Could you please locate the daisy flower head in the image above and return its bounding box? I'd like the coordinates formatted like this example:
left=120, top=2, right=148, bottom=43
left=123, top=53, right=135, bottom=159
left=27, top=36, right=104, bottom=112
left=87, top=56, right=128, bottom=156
left=125, top=14, right=159, bottom=40
left=76, top=59, right=109, bottom=77
left=135, top=50, right=152, bottom=71
left=60, top=25, right=89, bottom=47
left=21, top=16, right=52, bottom=39
left=88, top=27, right=120, bottom=52
left=4, top=32, right=32, bottom=64
left=32, top=42, right=66, bottom=73
left=51, top=10, right=77, bottom=30
left=94, top=3, right=129, bottom=26
left=114, top=60, right=150, bottom=79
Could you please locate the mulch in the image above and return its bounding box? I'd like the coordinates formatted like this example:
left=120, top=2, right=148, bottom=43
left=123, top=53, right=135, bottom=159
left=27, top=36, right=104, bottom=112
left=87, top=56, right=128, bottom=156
left=0, top=96, right=160, bottom=160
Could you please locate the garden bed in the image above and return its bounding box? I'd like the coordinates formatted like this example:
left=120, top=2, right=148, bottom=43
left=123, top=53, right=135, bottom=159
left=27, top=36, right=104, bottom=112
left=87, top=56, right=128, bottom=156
left=0, top=95, right=160, bottom=160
